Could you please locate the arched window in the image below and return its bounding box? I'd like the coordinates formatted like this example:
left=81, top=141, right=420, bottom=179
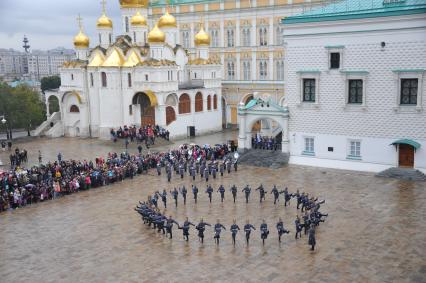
left=207, top=95, right=212, bottom=110
left=195, top=92, right=203, bottom=112
left=101, top=72, right=107, bottom=87
left=70, top=105, right=80, bottom=113
left=128, top=73, right=132, bottom=87
left=125, top=17, right=129, bottom=33
left=213, top=94, right=218, bottom=110
left=178, top=93, right=191, bottom=114
left=166, top=106, right=176, bottom=125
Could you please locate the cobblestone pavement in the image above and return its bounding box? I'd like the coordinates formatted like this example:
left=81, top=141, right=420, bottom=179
left=0, top=132, right=425, bottom=283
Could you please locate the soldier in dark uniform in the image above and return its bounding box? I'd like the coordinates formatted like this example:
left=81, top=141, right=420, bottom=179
left=196, top=160, right=200, bottom=174
left=276, top=218, right=290, bottom=243
left=260, top=219, right=269, bottom=245
left=200, top=163, right=205, bottom=179
left=180, top=186, right=187, bottom=205
left=158, top=190, right=167, bottom=208
left=271, top=185, right=281, bottom=204
left=256, top=184, right=267, bottom=203
left=308, top=223, right=316, bottom=250
left=178, top=217, right=195, bottom=241
left=190, top=165, right=196, bottom=181
left=295, top=215, right=303, bottom=239
left=226, top=159, right=232, bottom=174
left=179, top=163, right=184, bottom=179
left=244, top=220, right=256, bottom=245
left=282, top=187, right=294, bottom=207
left=233, top=159, right=238, bottom=172
left=205, top=185, right=214, bottom=203
left=217, top=185, right=225, bottom=202
left=165, top=215, right=179, bottom=239
left=212, top=163, right=217, bottom=179
left=204, top=167, right=209, bottom=182
left=295, top=189, right=302, bottom=209
left=196, top=218, right=211, bottom=243
left=167, top=165, right=172, bottom=182
left=152, top=194, right=159, bottom=209
left=242, top=185, right=251, bottom=203
left=213, top=219, right=227, bottom=245
left=230, top=185, right=238, bottom=203
left=170, top=188, right=179, bottom=207
left=192, top=185, right=199, bottom=203
left=303, top=211, right=311, bottom=235
left=230, top=219, right=240, bottom=246
left=219, top=162, right=225, bottom=176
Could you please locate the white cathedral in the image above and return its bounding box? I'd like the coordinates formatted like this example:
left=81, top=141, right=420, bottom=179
left=44, top=0, right=223, bottom=139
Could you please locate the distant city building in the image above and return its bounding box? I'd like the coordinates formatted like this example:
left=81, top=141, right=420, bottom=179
left=0, top=49, right=28, bottom=80
left=27, top=48, right=76, bottom=81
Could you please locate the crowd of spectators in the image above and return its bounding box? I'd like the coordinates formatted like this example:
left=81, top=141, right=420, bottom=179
left=0, top=143, right=232, bottom=212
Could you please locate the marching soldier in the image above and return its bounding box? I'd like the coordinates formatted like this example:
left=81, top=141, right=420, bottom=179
left=276, top=218, right=290, bottom=243
left=256, top=184, right=267, bottom=203
left=260, top=220, right=270, bottom=245
left=192, top=185, right=199, bottom=203
left=295, top=215, right=303, bottom=239
left=217, top=185, right=225, bottom=202
left=180, top=186, right=187, bottom=205
left=230, top=219, right=240, bottom=246
left=170, top=188, right=179, bottom=207
left=196, top=218, right=211, bottom=243
left=230, top=185, right=238, bottom=203
left=244, top=220, right=256, bottom=245
left=242, top=185, right=251, bottom=203
left=165, top=215, right=179, bottom=239
left=213, top=219, right=227, bottom=245
left=206, top=185, right=214, bottom=203
left=178, top=217, right=195, bottom=241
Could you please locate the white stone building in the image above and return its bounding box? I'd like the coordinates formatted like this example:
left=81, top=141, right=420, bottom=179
left=44, top=0, right=222, bottom=139
left=27, top=48, right=76, bottom=81
left=281, top=0, right=426, bottom=172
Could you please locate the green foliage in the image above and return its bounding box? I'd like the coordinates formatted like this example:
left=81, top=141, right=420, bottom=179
left=0, top=82, right=46, bottom=130
left=40, top=75, right=61, bottom=92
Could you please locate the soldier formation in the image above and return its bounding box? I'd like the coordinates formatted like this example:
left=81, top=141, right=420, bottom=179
left=135, top=184, right=328, bottom=250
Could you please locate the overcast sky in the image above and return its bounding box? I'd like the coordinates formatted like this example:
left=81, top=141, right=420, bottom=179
left=0, top=0, right=124, bottom=51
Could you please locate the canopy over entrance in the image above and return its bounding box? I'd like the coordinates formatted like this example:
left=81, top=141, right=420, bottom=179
left=390, top=139, right=421, bottom=150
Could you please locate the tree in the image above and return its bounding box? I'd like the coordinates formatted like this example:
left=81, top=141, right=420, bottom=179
left=0, top=83, right=46, bottom=132
left=41, top=75, right=61, bottom=92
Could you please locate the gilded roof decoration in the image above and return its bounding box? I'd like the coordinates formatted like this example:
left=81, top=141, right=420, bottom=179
left=187, top=57, right=221, bottom=65
left=102, top=47, right=125, bottom=67
left=119, top=0, right=149, bottom=8
left=123, top=49, right=143, bottom=67
left=62, top=60, right=87, bottom=68
left=88, top=51, right=106, bottom=67
left=138, top=58, right=177, bottom=67
left=158, top=11, right=177, bottom=28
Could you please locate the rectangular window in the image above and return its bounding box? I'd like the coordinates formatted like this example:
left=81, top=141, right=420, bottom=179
left=129, top=105, right=132, bottom=115
left=349, top=141, right=361, bottom=158
left=400, top=78, right=418, bottom=105
left=330, top=52, right=340, bottom=69
left=90, top=73, right=94, bottom=87
left=145, top=74, right=149, bottom=81
left=348, top=79, right=363, bottom=104
left=304, top=137, right=315, bottom=154
left=303, top=79, right=315, bottom=102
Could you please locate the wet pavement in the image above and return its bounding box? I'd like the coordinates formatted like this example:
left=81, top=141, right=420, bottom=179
left=1, top=131, right=426, bottom=283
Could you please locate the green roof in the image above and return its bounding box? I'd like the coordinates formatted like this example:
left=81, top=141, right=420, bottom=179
left=282, top=0, right=426, bottom=24
left=391, top=139, right=421, bottom=150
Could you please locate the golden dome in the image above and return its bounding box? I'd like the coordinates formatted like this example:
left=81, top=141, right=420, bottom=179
left=148, top=24, right=165, bottom=43
left=194, top=27, right=210, bottom=46
left=97, top=13, right=113, bottom=28
left=131, top=11, right=147, bottom=26
left=119, top=0, right=148, bottom=8
left=158, top=11, right=177, bottom=28
left=73, top=30, right=90, bottom=49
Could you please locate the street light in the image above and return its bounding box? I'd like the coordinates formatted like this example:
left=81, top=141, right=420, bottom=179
left=0, top=115, right=10, bottom=140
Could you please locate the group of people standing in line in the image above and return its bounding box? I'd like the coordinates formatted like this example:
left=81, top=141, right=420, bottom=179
left=136, top=184, right=328, bottom=250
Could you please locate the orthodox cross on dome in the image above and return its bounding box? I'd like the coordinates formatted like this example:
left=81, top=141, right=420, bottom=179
left=77, top=14, right=83, bottom=31
left=100, top=0, right=107, bottom=14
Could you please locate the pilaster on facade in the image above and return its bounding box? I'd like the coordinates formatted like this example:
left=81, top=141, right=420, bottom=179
left=251, top=51, right=257, bottom=80
left=268, top=52, right=273, bottom=81
left=236, top=52, right=241, bottom=81
left=236, top=19, right=241, bottom=48
left=251, top=18, right=257, bottom=47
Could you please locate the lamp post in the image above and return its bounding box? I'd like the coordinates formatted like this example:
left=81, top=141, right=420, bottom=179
left=0, top=115, right=11, bottom=140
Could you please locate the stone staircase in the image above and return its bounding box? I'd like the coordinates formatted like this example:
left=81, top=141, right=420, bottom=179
left=376, top=167, right=426, bottom=181
left=32, top=112, right=61, bottom=137
left=238, top=149, right=289, bottom=169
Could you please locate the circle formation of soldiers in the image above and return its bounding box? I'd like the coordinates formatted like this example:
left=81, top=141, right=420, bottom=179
left=135, top=184, right=328, bottom=250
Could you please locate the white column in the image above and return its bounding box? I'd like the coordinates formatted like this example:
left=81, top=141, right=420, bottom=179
left=251, top=51, right=257, bottom=80
left=190, top=22, right=195, bottom=49
left=281, top=117, right=289, bottom=153
left=238, top=111, right=247, bottom=151
left=236, top=52, right=241, bottom=81
left=251, top=18, right=256, bottom=47
left=269, top=17, right=274, bottom=46
left=236, top=19, right=240, bottom=47
left=220, top=19, right=225, bottom=48
left=269, top=52, right=273, bottom=80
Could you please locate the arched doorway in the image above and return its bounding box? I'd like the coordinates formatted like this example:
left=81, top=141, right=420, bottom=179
left=48, top=95, right=60, bottom=115
left=133, top=92, right=156, bottom=127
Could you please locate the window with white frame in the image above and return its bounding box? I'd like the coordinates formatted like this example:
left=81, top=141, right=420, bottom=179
left=400, top=78, right=418, bottom=105
left=243, top=61, right=251, bottom=81
left=227, top=29, right=234, bottom=47
left=330, top=52, right=340, bottom=69
left=276, top=61, right=284, bottom=81
left=275, top=26, right=283, bottom=45
left=182, top=31, right=190, bottom=48
left=348, top=140, right=361, bottom=158
left=303, top=79, right=316, bottom=102
left=259, top=60, right=268, bottom=80
left=348, top=79, right=363, bottom=104
left=259, top=27, right=268, bottom=46
left=242, top=27, right=251, bottom=46
left=304, top=137, right=315, bottom=154
left=227, top=61, right=235, bottom=80
left=210, top=29, right=219, bottom=47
